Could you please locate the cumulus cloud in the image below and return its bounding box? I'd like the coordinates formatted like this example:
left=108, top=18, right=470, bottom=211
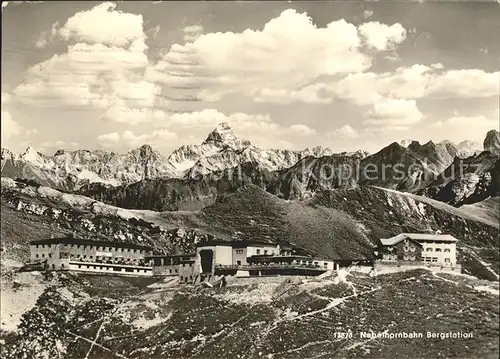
left=1, top=111, right=22, bottom=145
left=363, top=10, right=374, bottom=20
left=358, top=22, right=406, bottom=51
left=288, top=124, right=317, bottom=136
left=255, top=64, right=499, bottom=105
left=427, top=69, right=500, bottom=98
left=39, top=141, right=79, bottom=151
left=335, top=65, right=499, bottom=105
left=59, top=2, right=145, bottom=47
left=363, top=99, right=423, bottom=131
left=149, top=9, right=407, bottom=101
left=100, top=106, right=167, bottom=125
left=328, top=125, right=359, bottom=139
left=35, top=21, right=59, bottom=48
left=13, top=2, right=158, bottom=114
left=137, top=109, right=312, bottom=150
left=2, top=92, right=11, bottom=104
left=254, top=84, right=334, bottom=105
left=429, top=114, right=499, bottom=143
left=183, top=24, right=203, bottom=42
left=97, top=132, right=120, bottom=143
left=98, top=128, right=178, bottom=149
left=1, top=93, right=26, bottom=147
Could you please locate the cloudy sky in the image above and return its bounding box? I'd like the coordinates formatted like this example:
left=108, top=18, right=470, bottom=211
left=1, top=1, right=499, bottom=155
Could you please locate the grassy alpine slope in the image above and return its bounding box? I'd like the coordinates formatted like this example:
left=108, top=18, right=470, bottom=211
left=0, top=269, right=498, bottom=359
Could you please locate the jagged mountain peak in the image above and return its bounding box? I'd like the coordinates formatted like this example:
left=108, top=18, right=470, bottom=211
left=202, top=122, right=251, bottom=148
left=1, top=147, right=19, bottom=164
left=301, top=145, right=332, bottom=157
left=21, top=146, right=46, bottom=163
left=435, top=139, right=481, bottom=159
left=22, top=146, right=38, bottom=155
left=385, top=141, right=406, bottom=152
left=407, top=140, right=422, bottom=151
left=484, top=129, right=500, bottom=156
left=131, top=144, right=156, bottom=158
left=1, top=147, right=14, bottom=158
left=400, top=139, right=414, bottom=148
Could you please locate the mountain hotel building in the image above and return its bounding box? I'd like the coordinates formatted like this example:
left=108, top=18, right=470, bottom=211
left=29, top=237, right=153, bottom=276
left=376, top=233, right=460, bottom=272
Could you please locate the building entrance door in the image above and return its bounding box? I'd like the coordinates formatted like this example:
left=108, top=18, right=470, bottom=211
left=200, top=249, right=214, bottom=273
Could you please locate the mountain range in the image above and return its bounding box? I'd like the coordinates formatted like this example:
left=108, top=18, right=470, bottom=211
left=1, top=122, right=339, bottom=191
left=78, top=129, right=500, bottom=212
left=2, top=124, right=499, bottom=213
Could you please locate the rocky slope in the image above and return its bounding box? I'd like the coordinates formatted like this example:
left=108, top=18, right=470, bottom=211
left=0, top=178, right=217, bottom=264
left=484, top=129, right=500, bottom=157
left=267, top=153, right=364, bottom=200
left=78, top=162, right=281, bottom=211
left=309, top=186, right=499, bottom=280
left=358, top=140, right=458, bottom=192
left=460, top=197, right=500, bottom=228
left=419, top=151, right=500, bottom=206
left=1, top=269, right=498, bottom=359
left=77, top=150, right=371, bottom=211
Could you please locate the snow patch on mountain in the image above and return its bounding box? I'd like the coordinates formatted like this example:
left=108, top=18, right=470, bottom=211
left=21, top=147, right=48, bottom=167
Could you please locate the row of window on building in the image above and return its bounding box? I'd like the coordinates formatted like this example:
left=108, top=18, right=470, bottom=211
left=402, top=255, right=416, bottom=261
left=425, top=248, right=451, bottom=252
left=35, top=253, right=145, bottom=262
left=402, top=246, right=451, bottom=253
left=422, top=257, right=451, bottom=263
left=385, top=255, right=451, bottom=263
left=73, top=264, right=151, bottom=273
left=34, top=243, right=146, bottom=253
left=235, top=248, right=273, bottom=255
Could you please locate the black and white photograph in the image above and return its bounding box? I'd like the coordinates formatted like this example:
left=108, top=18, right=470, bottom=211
left=1, top=1, right=499, bottom=358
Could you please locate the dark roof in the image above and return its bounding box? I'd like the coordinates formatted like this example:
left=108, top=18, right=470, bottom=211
left=380, top=233, right=456, bottom=246
left=29, top=237, right=152, bottom=251
left=378, top=236, right=423, bottom=248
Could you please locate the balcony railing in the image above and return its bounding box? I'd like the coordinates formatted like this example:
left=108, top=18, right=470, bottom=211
left=215, top=263, right=328, bottom=271
left=68, top=260, right=152, bottom=269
